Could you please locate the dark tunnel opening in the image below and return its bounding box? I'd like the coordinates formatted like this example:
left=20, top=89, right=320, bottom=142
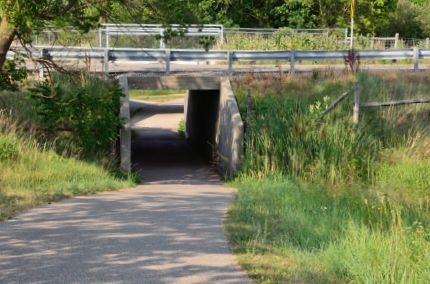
left=130, top=89, right=221, bottom=184
left=185, top=90, right=220, bottom=160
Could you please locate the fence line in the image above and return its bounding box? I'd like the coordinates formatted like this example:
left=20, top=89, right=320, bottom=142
left=7, top=45, right=430, bottom=75
left=351, top=84, right=430, bottom=124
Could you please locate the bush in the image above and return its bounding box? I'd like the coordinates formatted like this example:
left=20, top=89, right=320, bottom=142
left=0, top=56, right=27, bottom=91
left=28, top=72, right=123, bottom=156
left=0, top=135, right=19, bottom=162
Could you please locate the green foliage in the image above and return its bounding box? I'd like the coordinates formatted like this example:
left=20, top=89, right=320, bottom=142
left=178, top=119, right=185, bottom=138
left=28, top=73, right=123, bottom=156
left=0, top=134, right=18, bottom=161
left=381, top=0, right=424, bottom=38
left=228, top=72, right=430, bottom=282
left=227, top=177, right=430, bottom=283
left=235, top=75, right=376, bottom=184
left=0, top=57, right=27, bottom=91
left=0, top=101, right=136, bottom=221
left=222, top=30, right=382, bottom=51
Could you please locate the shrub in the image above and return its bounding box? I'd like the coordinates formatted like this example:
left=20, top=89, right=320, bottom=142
left=0, top=135, right=19, bottom=162
left=0, top=56, right=27, bottom=91
left=28, top=72, right=123, bottom=156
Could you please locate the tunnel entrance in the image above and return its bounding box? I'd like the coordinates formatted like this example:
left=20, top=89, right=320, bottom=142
left=130, top=89, right=220, bottom=183
left=118, top=75, right=244, bottom=180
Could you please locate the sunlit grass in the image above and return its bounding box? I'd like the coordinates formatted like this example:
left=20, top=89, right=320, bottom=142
left=129, top=89, right=185, bottom=102
left=0, top=104, right=136, bottom=221
left=227, top=71, right=430, bottom=283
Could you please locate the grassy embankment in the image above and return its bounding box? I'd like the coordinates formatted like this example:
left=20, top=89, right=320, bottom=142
left=227, top=71, right=430, bottom=283
left=0, top=75, right=136, bottom=221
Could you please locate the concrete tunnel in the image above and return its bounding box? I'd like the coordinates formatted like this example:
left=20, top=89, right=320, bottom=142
left=118, top=75, right=244, bottom=178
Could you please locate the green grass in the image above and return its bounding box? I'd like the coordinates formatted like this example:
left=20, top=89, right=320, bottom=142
left=129, top=89, right=185, bottom=102
left=177, top=119, right=185, bottom=137
left=0, top=113, right=136, bottom=221
left=0, top=76, right=137, bottom=221
left=227, top=71, right=430, bottom=283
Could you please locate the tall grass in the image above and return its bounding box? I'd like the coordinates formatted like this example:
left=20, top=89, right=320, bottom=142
left=0, top=73, right=138, bottom=220
left=0, top=110, right=136, bottom=221
left=227, top=71, right=430, bottom=283
left=219, top=29, right=382, bottom=51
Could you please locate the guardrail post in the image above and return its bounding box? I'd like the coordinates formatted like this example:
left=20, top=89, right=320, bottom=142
left=165, top=49, right=171, bottom=74
left=413, top=47, right=420, bottom=71
left=38, top=48, right=48, bottom=79
left=290, top=50, right=296, bottom=75
left=228, top=51, right=233, bottom=74
left=426, top=38, right=429, bottom=49
left=353, top=83, right=360, bottom=124
left=394, top=33, right=399, bottom=49
left=103, top=49, right=109, bottom=75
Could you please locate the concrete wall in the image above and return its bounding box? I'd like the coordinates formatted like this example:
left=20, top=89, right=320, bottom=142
left=118, top=75, right=131, bottom=173
left=121, top=75, right=244, bottom=176
left=215, top=77, right=244, bottom=176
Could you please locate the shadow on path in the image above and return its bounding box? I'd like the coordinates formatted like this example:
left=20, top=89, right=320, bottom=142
left=0, top=98, right=249, bottom=284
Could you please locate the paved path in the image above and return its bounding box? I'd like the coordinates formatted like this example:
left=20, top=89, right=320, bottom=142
left=0, top=99, right=249, bottom=283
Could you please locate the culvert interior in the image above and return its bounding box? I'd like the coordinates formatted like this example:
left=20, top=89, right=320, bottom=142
left=130, top=89, right=220, bottom=184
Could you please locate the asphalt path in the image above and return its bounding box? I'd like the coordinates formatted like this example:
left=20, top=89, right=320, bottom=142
left=0, top=98, right=249, bottom=284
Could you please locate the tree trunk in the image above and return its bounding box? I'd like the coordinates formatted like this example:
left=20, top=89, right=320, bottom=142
left=0, top=17, right=16, bottom=71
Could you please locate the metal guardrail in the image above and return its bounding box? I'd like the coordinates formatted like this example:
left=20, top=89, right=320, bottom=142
left=8, top=46, right=430, bottom=74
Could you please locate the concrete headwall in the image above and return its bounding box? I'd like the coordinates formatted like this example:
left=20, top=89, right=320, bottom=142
left=121, top=75, right=243, bottom=176
left=215, top=77, right=244, bottom=176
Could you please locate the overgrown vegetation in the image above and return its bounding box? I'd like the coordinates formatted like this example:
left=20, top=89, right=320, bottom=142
left=227, top=71, right=430, bottom=283
left=219, top=30, right=382, bottom=51
left=0, top=73, right=136, bottom=221
left=28, top=73, right=123, bottom=156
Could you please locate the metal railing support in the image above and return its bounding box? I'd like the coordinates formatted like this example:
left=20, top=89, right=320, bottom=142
left=165, top=49, right=171, bottom=74
left=228, top=51, right=233, bottom=74
left=103, top=49, right=109, bottom=74
left=413, top=47, right=420, bottom=71
left=290, top=50, right=296, bottom=75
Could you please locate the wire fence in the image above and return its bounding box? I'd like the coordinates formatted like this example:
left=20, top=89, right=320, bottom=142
left=22, top=24, right=430, bottom=51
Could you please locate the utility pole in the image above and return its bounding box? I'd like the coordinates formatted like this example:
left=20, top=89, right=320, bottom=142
left=350, top=0, right=355, bottom=49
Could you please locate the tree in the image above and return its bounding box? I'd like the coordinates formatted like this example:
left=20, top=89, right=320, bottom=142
left=380, top=0, right=423, bottom=38
left=0, top=0, right=119, bottom=71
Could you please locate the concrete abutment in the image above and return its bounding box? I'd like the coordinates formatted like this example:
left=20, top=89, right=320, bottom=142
left=118, top=75, right=244, bottom=177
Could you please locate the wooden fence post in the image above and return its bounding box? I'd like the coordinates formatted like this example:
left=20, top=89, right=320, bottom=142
left=290, top=50, right=296, bottom=75
left=353, top=83, right=360, bottom=124
left=426, top=38, right=430, bottom=49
